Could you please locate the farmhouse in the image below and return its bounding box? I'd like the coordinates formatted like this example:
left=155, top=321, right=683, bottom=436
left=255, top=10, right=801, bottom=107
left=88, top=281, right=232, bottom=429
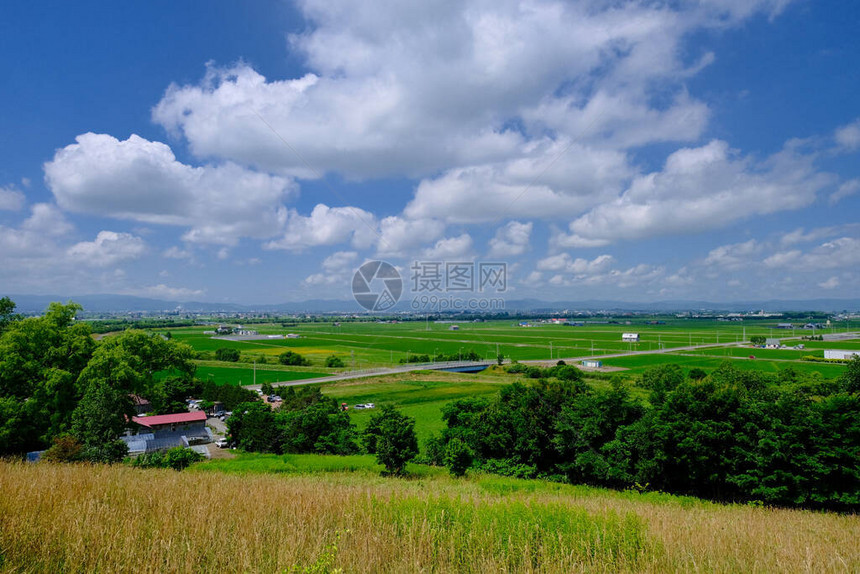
left=765, top=338, right=781, bottom=348
left=236, top=329, right=258, bottom=336
left=824, top=349, right=860, bottom=360
left=121, top=411, right=212, bottom=456
left=132, top=411, right=207, bottom=433
left=581, top=360, right=603, bottom=368
left=776, top=323, right=794, bottom=329
left=449, top=325, right=459, bottom=331
left=621, top=333, right=639, bottom=342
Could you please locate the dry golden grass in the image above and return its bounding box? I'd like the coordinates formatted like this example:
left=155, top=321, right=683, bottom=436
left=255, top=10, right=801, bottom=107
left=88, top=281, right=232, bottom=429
left=0, top=461, right=858, bottom=573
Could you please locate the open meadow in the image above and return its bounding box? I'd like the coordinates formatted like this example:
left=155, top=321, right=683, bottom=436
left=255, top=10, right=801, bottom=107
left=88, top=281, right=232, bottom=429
left=1, top=460, right=857, bottom=574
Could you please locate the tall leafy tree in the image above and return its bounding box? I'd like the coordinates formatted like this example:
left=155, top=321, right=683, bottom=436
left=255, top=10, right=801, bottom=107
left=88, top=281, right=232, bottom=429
left=364, top=405, right=418, bottom=475
left=0, top=302, right=95, bottom=454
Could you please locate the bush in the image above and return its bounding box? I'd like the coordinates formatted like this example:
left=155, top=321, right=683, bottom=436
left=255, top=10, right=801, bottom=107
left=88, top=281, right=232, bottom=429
left=41, top=434, right=83, bottom=463
left=215, top=348, right=240, bottom=362
left=132, top=447, right=204, bottom=471
left=325, top=355, right=346, bottom=368
left=278, top=351, right=311, bottom=366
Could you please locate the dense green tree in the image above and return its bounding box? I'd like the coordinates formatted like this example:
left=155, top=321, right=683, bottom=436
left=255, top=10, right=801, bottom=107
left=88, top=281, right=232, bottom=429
left=841, top=356, right=860, bottom=394
left=554, top=378, right=644, bottom=486
left=553, top=364, right=584, bottom=382
left=443, top=438, right=474, bottom=477
left=640, top=363, right=685, bottom=402
left=260, top=382, right=274, bottom=396
left=0, top=296, right=21, bottom=333
left=152, top=376, right=202, bottom=414
left=227, top=402, right=281, bottom=453
left=0, top=302, right=95, bottom=454
left=200, top=380, right=258, bottom=411
left=325, top=355, right=346, bottom=368
left=363, top=405, right=418, bottom=475
left=215, top=348, right=240, bottom=362
left=278, top=398, right=358, bottom=455
left=71, top=381, right=132, bottom=463
left=278, top=351, right=311, bottom=366
left=750, top=335, right=766, bottom=345
left=688, top=368, right=707, bottom=380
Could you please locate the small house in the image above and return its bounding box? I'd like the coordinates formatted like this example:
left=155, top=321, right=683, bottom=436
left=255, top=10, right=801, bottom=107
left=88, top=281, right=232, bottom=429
left=765, top=338, right=781, bottom=349
left=129, top=394, right=152, bottom=415
left=621, top=333, right=639, bottom=342
left=582, top=360, right=603, bottom=368
left=449, top=325, right=459, bottom=331
left=776, top=323, right=793, bottom=329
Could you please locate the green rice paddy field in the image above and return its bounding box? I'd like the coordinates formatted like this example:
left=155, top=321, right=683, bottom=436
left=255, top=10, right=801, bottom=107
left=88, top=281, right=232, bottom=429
left=165, top=318, right=854, bottom=384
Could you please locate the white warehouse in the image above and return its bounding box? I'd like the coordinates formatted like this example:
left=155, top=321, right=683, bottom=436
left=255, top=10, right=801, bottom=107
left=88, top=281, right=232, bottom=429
left=824, top=349, right=859, bottom=360
left=622, top=333, right=640, bottom=342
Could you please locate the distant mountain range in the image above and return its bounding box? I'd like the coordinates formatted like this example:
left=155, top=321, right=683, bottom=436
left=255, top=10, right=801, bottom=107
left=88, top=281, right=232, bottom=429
left=6, top=294, right=860, bottom=314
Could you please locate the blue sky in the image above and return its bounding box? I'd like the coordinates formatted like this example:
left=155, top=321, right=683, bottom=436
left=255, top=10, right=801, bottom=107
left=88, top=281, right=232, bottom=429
left=1, top=0, right=858, bottom=305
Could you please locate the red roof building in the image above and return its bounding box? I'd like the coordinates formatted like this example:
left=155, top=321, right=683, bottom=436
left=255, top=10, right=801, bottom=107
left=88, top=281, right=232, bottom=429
left=132, top=411, right=207, bottom=431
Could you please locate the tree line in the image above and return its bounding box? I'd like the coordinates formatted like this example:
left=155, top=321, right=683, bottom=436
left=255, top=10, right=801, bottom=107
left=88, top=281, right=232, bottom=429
left=425, top=361, right=860, bottom=510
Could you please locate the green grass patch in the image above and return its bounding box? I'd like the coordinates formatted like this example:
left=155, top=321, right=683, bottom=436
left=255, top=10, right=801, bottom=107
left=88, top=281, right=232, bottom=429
left=194, top=364, right=327, bottom=386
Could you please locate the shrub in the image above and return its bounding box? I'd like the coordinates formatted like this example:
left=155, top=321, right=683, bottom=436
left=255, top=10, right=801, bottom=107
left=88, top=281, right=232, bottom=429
left=325, top=355, right=346, bottom=368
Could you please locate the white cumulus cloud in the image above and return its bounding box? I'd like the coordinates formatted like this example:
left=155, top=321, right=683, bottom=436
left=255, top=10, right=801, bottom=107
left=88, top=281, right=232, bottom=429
left=67, top=231, right=147, bottom=267
left=45, top=133, right=294, bottom=245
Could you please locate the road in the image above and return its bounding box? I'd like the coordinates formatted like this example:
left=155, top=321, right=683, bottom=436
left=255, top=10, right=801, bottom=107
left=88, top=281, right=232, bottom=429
left=243, top=340, right=751, bottom=390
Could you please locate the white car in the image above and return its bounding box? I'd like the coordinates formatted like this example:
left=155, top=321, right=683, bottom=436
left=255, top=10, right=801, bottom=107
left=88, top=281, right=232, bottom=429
left=215, top=438, right=229, bottom=448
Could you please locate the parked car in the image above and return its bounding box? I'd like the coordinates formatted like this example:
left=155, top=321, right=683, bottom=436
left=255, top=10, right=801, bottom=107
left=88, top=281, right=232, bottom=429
left=215, top=438, right=229, bottom=448
left=365, top=403, right=375, bottom=409
left=354, top=404, right=366, bottom=409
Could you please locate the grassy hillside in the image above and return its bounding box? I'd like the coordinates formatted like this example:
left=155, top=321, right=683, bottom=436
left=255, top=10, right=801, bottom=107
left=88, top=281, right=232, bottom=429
left=1, top=460, right=857, bottom=573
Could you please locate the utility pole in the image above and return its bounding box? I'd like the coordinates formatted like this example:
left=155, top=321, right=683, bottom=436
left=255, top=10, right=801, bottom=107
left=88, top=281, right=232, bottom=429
left=352, top=349, right=355, bottom=371
left=550, top=341, right=553, bottom=360
left=253, top=359, right=256, bottom=387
